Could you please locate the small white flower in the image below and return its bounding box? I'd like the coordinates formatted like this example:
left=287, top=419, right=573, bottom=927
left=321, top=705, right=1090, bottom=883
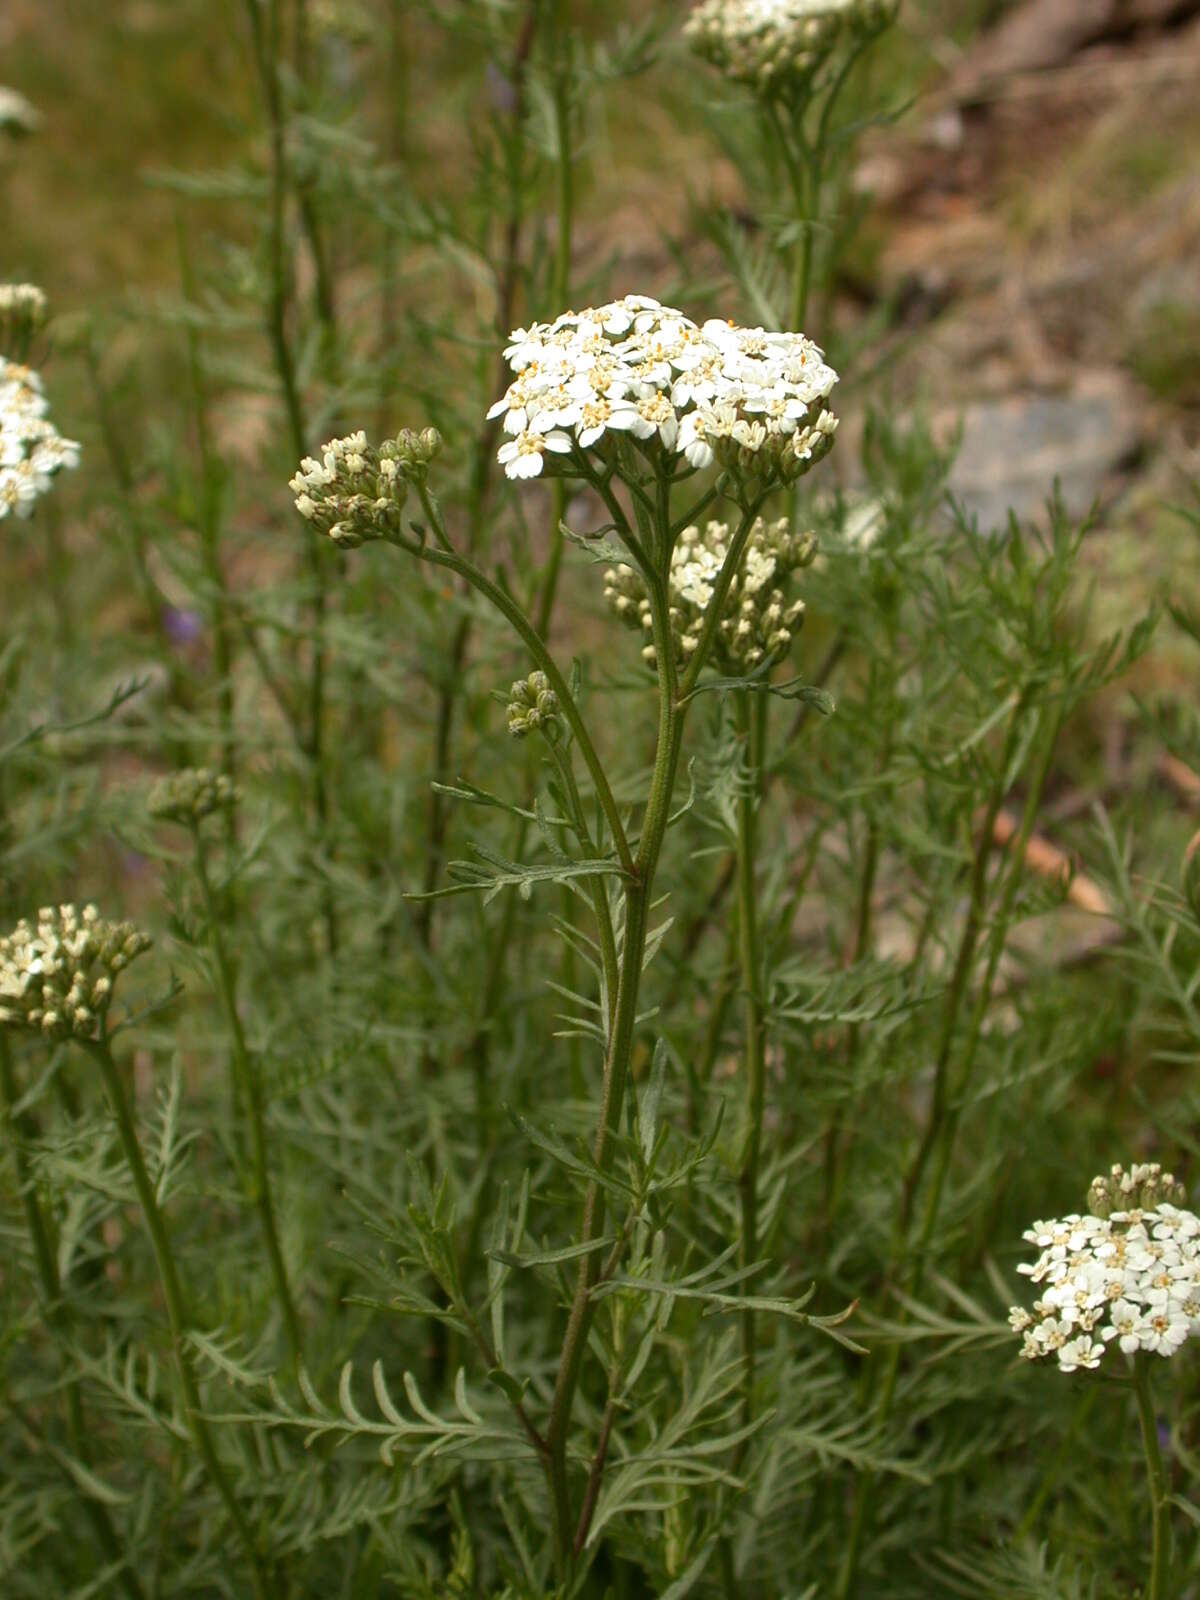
left=1141, top=1305, right=1189, bottom=1357
left=1057, top=1336, right=1104, bottom=1373
left=497, top=429, right=573, bottom=480
left=0, top=355, right=79, bottom=521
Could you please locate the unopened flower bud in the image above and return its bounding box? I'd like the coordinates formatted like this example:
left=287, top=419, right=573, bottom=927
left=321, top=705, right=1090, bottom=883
left=0, top=284, right=48, bottom=361
left=148, top=767, right=238, bottom=826
left=506, top=670, right=560, bottom=738
left=1088, top=1161, right=1186, bottom=1217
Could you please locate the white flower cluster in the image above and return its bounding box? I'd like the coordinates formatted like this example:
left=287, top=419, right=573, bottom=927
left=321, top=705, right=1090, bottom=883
left=604, top=515, right=815, bottom=670
left=1, top=357, right=80, bottom=521
left=0, top=87, right=41, bottom=137
left=1010, top=1177, right=1200, bottom=1373
left=491, top=294, right=838, bottom=485
left=684, top=0, right=895, bottom=96
left=148, top=767, right=238, bottom=826
left=290, top=427, right=441, bottom=549
left=0, top=284, right=48, bottom=360
left=0, top=905, right=152, bottom=1041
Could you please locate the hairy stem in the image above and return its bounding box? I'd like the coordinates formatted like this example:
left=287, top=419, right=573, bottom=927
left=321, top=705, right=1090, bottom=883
left=193, top=830, right=303, bottom=1368
left=1134, top=1355, right=1171, bottom=1600
left=0, top=1036, right=146, bottom=1600
left=544, top=495, right=764, bottom=1575
left=733, top=689, right=768, bottom=1436
left=83, top=1035, right=276, bottom=1600
left=242, top=0, right=336, bottom=954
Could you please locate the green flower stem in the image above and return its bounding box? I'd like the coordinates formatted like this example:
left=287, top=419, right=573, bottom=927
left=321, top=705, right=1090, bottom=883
left=545, top=639, right=680, bottom=1575
left=241, top=0, right=335, bottom=954
left=1134, top=1355, right=1171, bottom=1600
left=291, top=0, right=339, bottom=360
left=399, top=526, right=636, bottom=879
left=837, top=691, right=1057, bottom=1600
left=896, top=691, right=1029, bottom=1240
left=176, top=217, right=238, bottom=862
left=733, top=688, right=768, bottom=1439
left=546, top=736, right=621, bottom=1033
left=544, top=492, right=765, bottom=1575
left=192, top=829, right=304, bottom=1369
left=912, top=703, right=1066, bottom=1277
left=0, top=1036, right=146, bottom=1600
left=82, top=1034, right=277, bottom=1600
left=535, top=18, right=575, bottom=639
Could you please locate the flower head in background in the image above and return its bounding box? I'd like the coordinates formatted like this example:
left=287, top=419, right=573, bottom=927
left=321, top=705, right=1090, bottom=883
left=290, top=426, right=443, bottom=549
left=0, top=905, right=151, bottom=1041
left=0, top=87, right=41, bottom=139
left=684, top=0, right=896, bottom=97
left=1010, top=1165, right=1200, bottom=1373
left=491, top=294, right=838, bottom=488
left=0, top=356, right=80, bottom=521
left=148, top=767, right=238, bottom=827
left=0, top=285, right=48, bottom=362
left=605, top=515, right=816, bottom=670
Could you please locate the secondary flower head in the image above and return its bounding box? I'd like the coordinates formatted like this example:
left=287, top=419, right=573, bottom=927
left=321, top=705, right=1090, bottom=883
left=0, top=905, right=152, bottom=1041
left=1, top=357, right=80, bottom=521
left=1010, top=1169, right=1200, bottom=1373
left=507, top=671, right=559, bottom=738
left=684, top=0, right=896, bottom=97
left=290, top=430, right=415, bottom=549
left=148, top=767, right=238, bottom=826
left=605, top=515, right=816, bottom=670
left=490, top=294, right=838, bottom=489
left=0, top=285, right=48, bottom=361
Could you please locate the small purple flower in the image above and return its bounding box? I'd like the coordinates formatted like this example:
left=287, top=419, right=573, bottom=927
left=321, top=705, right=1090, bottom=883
left=486, top=63, right=518, bottom=116
left=162, top=607, right=204, bottom=648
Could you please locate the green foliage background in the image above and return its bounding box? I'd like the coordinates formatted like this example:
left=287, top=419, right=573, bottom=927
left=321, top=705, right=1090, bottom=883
left=2, top=2, right=1200, bottom=1597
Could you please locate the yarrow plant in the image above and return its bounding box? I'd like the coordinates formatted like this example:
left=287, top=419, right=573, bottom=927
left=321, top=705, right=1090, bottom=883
left=4, top=9, right=1187, bottom=1598
left=605, top=514, right=816, bottom=667
left=0, top=353, right=80, bottom=520
left=296, top=285, right=843, bottom=1577
left=1010, top=1164, right=1194, bottom=1599
left=684, top=0, right=896, bottom=97
left=490, top=293, right=838, bottom=481
left=0, top=904, right=150, bottom=1040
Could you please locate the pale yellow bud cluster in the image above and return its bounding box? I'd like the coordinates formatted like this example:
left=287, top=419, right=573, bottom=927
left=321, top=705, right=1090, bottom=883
left=148, top=767, right=238, bottom=826
left=1087, top=1163, right=1187, bottom=1220
left=289, top=428, right=442, bottom=550
left=605, top=516, right=816, bottom=671
left=507, top=671, right=559, bottom=738
left=0, top=905, right=151, bottom=1040
left=684, top=0, right=897, bottom=99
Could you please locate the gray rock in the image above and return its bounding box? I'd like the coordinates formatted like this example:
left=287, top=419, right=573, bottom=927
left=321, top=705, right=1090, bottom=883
left=944, top=370, right=1143, bottom=532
